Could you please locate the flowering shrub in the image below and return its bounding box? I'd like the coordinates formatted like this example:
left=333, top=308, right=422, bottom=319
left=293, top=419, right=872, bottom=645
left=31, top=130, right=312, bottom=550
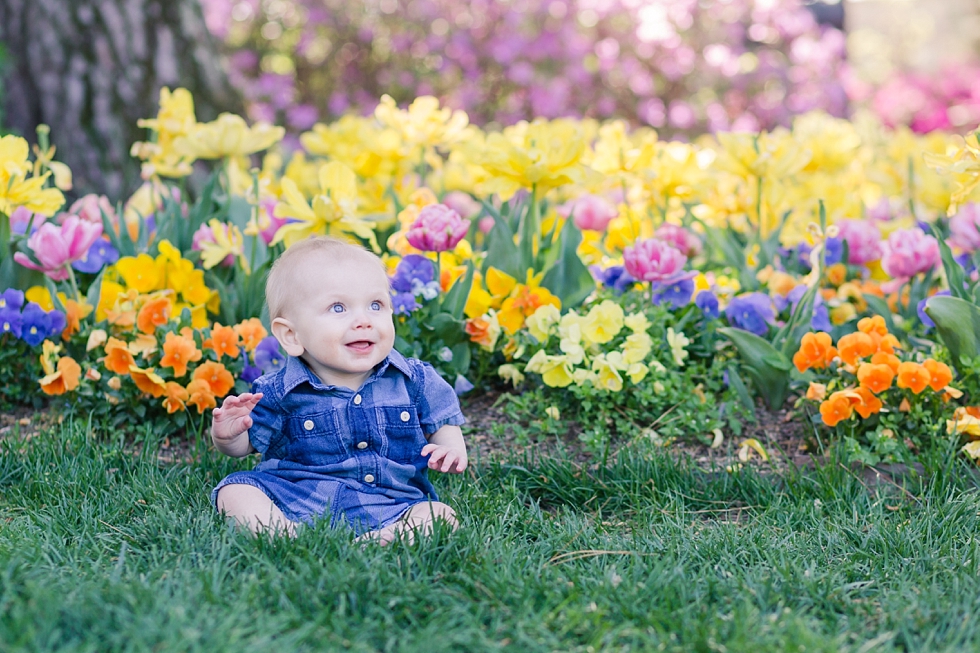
left=201, top=0, right=846, bottom=137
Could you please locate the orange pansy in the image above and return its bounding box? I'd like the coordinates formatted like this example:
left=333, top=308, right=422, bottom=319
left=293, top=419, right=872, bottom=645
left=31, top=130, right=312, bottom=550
left=857, top=362, right=894, bottom=394
left=186, top=379, right=217, bottom=413
left=870, top=352, right=900, bottom=373
left=820, top=391, right=856, bottom=427
left=103, top=337, right=136, bottom=375
left=857, top=315, right=889, bottom=337
left=896, top=361, right=931, bottom=394
left=205, top=323, right=240, bottom=359
left=61, top=298, right=93, bottom=340
left=129, top=365, right=167, bottom=397
left=161, top=381, right=189, bottom=414
left=136, top=296, right=172, bottom=334
left=836, top=332, right=876, bottom=366
left=160, top=331, right=202, bottom=377
left=465, top=317, right=496, bottom=348
left=851, top=386, right=883, bottom=419
left=192, top=361, right=235, bottom=397
left=922, top=358, right=953, bottom=392
left=826, top=263, right=847, bottom=287
left=39, top=357, right=82, bottom=395
left=792, top=332, right=837, bottom=373
left=233, top=318, right=268, bottom=352
left=805, top=382, right=827, bottom=401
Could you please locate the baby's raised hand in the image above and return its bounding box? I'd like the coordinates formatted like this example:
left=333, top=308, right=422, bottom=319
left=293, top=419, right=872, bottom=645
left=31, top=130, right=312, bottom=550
left=212, top=392, right=263, bottom=443
left=420, top=443, right=468, bottom=473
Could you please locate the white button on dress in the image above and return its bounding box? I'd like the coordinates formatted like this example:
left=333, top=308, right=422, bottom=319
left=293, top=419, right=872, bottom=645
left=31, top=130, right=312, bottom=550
left=357, top=442, right=368, bottom=450
left=303, top=419, right=314, bottom=431
left=364, top=474, right=375, bottom=483
left=400, top=411, right=410, bottom=422
left=354, top=394, right=362, bottom=405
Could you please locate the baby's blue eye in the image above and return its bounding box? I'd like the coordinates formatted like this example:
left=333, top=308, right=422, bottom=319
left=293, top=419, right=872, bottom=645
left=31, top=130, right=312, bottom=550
left=331, top=304, right=345, bottom=313
left=371, top=301, right=382, bottom=311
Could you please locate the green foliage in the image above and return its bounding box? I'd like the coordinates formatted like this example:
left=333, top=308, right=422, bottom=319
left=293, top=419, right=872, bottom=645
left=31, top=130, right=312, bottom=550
left=394, top=265, right=476, bottom=384
left=0, top=334, right=46, bottom=410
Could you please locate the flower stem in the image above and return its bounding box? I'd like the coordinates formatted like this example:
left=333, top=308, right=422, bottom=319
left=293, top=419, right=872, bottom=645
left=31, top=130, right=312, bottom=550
left=65, top=266, right=81, bottom=303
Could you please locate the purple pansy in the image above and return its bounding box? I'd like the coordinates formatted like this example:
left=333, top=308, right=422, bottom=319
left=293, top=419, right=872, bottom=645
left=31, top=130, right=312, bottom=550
left=73, top=238, right=120, bottom=274
left=725, top=293, right=775, bottom=336
left=695, top=291, right=720, bottom=320
left=253, top=336, right=286, bottom=374
left=650, top=278, right=694, bottom=309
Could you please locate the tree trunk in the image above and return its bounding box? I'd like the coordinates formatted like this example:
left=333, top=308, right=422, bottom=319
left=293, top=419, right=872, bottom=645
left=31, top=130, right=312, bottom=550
left=0, top=0, right=243, bottom=200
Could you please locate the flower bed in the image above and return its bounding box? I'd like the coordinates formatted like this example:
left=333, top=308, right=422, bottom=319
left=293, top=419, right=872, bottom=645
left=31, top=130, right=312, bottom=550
left=4, top=91, right=980, bottom=468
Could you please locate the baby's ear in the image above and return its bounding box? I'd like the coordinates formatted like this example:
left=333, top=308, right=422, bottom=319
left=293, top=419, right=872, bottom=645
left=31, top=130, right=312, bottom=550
left=271, top=317, right=305, bottom=357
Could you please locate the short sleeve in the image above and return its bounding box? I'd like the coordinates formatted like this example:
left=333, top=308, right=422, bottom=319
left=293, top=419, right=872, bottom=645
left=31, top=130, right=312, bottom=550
left=414, top=362, right=466, bottom=435
left=246, top=376, right=284, bottom=455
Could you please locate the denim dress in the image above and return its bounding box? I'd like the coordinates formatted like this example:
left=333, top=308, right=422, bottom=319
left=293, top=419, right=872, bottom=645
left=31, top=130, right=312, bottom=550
left=211, top=350, right=465, bottom=535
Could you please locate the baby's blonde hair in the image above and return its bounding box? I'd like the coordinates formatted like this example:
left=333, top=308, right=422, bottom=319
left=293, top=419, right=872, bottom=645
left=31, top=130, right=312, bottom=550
left=266, top=236, right=387, bottom=320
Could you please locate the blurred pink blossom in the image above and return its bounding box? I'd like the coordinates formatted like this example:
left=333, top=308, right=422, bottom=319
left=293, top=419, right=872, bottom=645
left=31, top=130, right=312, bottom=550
left=559, top=194, right=618, bottom=232
left=442, top=191, right=482, bottom=218
left=654, top=222, right=702, bottom=258
left=8, top=206, right=45, bottom=235
left=406, top=204, right=470, bottom=252
left=623, top=238, right=690, bottom=283
left=68, top=194, right=115, bottom=225
left=948, top=203, right=980, bottom=253
left=13, top=215, right=103, bottom=281
left=881, top=228, right=939, bottom=282
left=835, top=219, right=882, bottom=265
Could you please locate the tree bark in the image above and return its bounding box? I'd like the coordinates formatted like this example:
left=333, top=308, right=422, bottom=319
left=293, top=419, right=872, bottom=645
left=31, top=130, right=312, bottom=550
left=0, top=0, right=242, bottom=199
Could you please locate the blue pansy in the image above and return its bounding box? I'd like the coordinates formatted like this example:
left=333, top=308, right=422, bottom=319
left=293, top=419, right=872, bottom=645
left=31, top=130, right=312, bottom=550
left=390, top=255, right=435, bottom=293
left=0, top=289, right=25, bottom=312
left=0, top=307, right=23, bottom=338
left=20, top=303, right=52, bottom=346
left=73, top=239, right=120, bottom=274
left=253, top=336, right=286, bottom=374
left=725, top=292, right=775, bottom=336
left=824, top=237, right=843, bottom=265
left=651, top=278, right=694, bottom=309
left=917, top=290, right=951, bottom=329
left=46, top=309, right=66, bottom=338
left=453, top=374, right=474, bottom=396
left=695, top=291, right=720, bottom=320
left=591, top=265, right=636, bottom=295
left=240, top=349, right=263, bottom=384
left=392, top=292, right=419, bottom=315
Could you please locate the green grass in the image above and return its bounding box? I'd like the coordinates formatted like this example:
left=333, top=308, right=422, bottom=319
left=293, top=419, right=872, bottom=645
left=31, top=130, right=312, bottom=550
left=2, top=418, right=980, bottom=652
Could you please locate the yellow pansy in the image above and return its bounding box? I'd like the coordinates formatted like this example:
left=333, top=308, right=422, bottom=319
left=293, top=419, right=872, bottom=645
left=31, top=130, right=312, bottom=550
left=666, top=328, right=690, bottom=367
left=525, top=304, right=561, bottom=343
left=115, top=254, right=161, bottom=293
left=592, top=353, right=624, bottom=392
left=624, top=313, right=651, bottom=334
left=25, top=286, right=54, bottom=311
left=524, top=350, right=575, bottom=388
left=622, top=332, right=653, bottom=365
left=582, top=300, right=624, bottom=345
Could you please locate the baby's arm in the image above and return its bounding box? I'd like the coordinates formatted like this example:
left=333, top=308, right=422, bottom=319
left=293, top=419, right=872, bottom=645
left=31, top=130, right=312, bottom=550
left=421, top=424, right=467, bottom=473
left=211, top=392, right=263, bottom=457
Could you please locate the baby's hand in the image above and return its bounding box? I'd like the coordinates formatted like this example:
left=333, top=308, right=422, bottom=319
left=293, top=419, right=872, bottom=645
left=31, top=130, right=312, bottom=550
left=212, top=392, right=263, bottom=443
left=420, top=443, right=468, bottom=473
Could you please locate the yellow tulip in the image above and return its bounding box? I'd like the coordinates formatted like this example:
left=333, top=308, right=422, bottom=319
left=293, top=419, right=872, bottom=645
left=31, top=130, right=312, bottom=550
left=175, top=113, right=284, bottom=161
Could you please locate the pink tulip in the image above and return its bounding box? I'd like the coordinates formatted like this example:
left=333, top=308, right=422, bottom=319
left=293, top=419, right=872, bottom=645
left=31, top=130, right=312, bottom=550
left=69, top=194, right=115, bottom=225
left=559, top=194, right=618, bottom=232
left=405, top=204, right=470, bottom=252
left=881, top=227, right=939, bottom=281
left=478, top=216, right=495, bottom=234
left=8, top=206, right=45, bottom=235
left=623, top=238, right=690, bottom=283
left=13, top=215, right=103, bottom=281
left=948, top=203, right=980, bottom=253
left=654, top=222, right=702, bottom=258
left=442, top=191, right=481, bottom=218
left=836, top=219, right=882, bottom=265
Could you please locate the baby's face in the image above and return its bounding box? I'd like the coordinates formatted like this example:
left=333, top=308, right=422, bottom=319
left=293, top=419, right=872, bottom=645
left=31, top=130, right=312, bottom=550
left=283, top=252, right=395, bottom=389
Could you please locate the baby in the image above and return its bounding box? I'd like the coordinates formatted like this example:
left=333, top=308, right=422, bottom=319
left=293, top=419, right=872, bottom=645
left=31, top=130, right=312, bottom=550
left=210, top=236, right=467, bottom=542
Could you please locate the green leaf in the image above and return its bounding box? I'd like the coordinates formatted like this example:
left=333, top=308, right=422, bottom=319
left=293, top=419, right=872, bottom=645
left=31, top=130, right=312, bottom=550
left=726, top=364, right=757, bottom=423
left=441, top=261, right=474, bottom=320
left=541, top=219, right=594, bottom=310
left=428, top=313, right=463, bottom=342
left=930, top=223, right=971, bottom=301
left=450, top=342, right=471, bottom=375
left=924, top=295, right=980, bottom=368
left=483, top=214, right=523, bottom=279
left=718, top=326, right=792, bottom=410
left=862, top=294, right=897, bottom=333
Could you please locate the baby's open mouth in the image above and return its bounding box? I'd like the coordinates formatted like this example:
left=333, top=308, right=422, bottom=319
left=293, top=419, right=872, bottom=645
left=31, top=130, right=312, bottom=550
left=346, top=340, right=375, bottom=352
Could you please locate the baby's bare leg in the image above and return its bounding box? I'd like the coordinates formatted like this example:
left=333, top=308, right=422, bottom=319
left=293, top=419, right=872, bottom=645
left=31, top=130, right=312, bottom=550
left=216, top=484, right=298, bottom=536
left=357, top=501, right=457, bottom=546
